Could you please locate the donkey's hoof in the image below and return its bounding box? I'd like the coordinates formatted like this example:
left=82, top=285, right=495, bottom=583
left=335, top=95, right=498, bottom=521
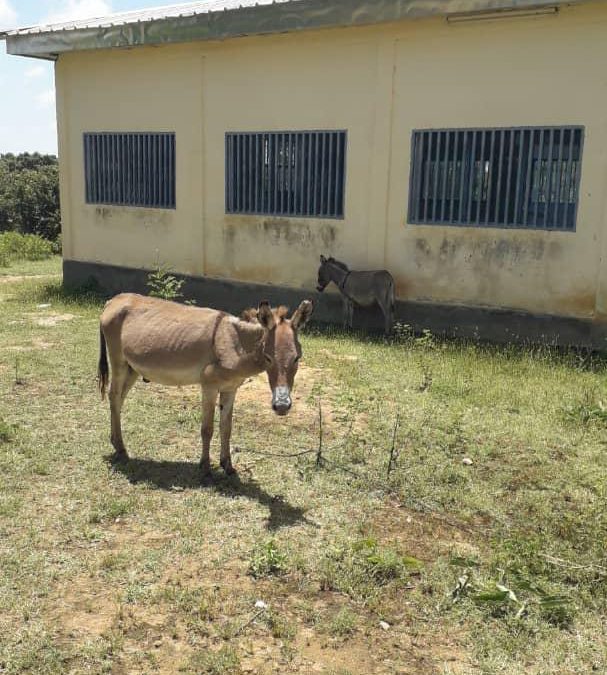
left=199, top=460, right=212, bottom=478
left=221, top=459, right=236, bottom=476
left=110, top=450, right=129, bottom=465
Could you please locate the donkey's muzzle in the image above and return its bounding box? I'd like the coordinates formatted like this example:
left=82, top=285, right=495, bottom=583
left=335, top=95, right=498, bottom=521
left=316, top=284, right=326, bottom=293
left=272, top=386, right=292, bottom=416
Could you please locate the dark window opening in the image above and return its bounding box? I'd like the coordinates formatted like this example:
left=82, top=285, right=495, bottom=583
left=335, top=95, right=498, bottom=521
left=84, top=132, right=176, bottom=209
left=408, top=126, right=583, bottom=230
left=226, top=130, right=347, bottom=218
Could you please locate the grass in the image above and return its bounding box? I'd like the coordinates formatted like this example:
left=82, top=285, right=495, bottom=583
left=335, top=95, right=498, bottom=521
left=0, top=266, right=606, bottom=673
left=0, top=254, right=61, bottom=277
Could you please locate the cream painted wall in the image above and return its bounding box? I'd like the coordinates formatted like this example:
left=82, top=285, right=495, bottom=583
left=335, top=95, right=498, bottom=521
left=385, top=5, right=607, bottom=318
left=56, top=0, right=607, bottom=320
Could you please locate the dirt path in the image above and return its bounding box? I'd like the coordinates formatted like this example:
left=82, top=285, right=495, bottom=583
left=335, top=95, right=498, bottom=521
left=0, top=273, right=61, bottom=284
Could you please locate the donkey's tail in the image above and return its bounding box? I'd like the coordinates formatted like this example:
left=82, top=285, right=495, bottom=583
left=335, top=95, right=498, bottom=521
left=98, top=325, right=109, bottom=400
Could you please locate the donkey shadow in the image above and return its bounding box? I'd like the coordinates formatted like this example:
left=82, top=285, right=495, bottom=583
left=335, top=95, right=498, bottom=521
left=107, top=455, right=313, bottom=531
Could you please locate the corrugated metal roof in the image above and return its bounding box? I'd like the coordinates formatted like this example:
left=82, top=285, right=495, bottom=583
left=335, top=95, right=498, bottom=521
left=3, top=0, right=292, bottom=36
left=1, top=0, right=586, bottom=60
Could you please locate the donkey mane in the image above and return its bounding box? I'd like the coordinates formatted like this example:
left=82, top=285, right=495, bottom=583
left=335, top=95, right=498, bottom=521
left=327, top=257, right=349, bottom=271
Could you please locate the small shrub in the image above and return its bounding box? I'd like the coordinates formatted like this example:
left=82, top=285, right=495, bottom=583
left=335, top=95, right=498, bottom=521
left=265, top=611, right=296, bottom=640
left=185, top=646, right=240, bottom=674
left=51, top=234, right=62, bottom=255
left=328, top=607, right=357, bottom=637
left=146, top=262, right=185, bottom=301
left=249, top=539, right=289, bottom=578
left=0, top=232, right=54, bottom=266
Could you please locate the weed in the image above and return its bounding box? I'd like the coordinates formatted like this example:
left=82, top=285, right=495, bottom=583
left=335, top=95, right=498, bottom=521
left=562, top=392, right=607, bottom=426
left=185, top=646, right=240, bottom=674
left=146, top=262, right=185, bottom=301
left=319, top=538, right=421, bottom=602
left=265, top=611, right=296, bottom=640
left=0, top=418, right=16, bottom=443
left=327, top=607, right=357, bottom=637
left=89, top=496, right=135, bottom=524
left=248, top=539, right=289, bottom=578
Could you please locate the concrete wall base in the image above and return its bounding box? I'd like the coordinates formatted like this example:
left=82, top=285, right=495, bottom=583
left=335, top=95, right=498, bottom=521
left=64, top=259, right=607, bottom=349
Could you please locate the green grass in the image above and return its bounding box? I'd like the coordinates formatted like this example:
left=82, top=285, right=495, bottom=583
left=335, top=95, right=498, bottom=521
left=0, top=254, right=61, bottom=277
left=0, top=267, right=606, bottom=673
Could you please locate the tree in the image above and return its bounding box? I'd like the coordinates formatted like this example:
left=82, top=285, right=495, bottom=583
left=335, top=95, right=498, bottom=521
left=0, top=153, right=61, bottom=241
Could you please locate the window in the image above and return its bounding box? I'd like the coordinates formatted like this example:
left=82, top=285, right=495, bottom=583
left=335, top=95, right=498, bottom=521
left=84, top=132, right=176, bottom=209
left=408, top=126, right=583, bottom=230
left=225, top=130, right=347, bottom=218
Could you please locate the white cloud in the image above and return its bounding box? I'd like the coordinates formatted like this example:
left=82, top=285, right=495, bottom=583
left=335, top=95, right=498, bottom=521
left=25, top=65, right=47, bottom=80
left=45, top=0, right=113, bottom=25
left=0, top=0, right=17, bottom=29
left=36, top=88, right=56, bottom=109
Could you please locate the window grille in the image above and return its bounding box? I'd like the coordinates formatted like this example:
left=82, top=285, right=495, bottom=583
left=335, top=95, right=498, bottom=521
left=408, top=126, right=583, bottom=230
left=225, top=131, right=347, bottom=218
left=84, top=132, right=176, bottom=209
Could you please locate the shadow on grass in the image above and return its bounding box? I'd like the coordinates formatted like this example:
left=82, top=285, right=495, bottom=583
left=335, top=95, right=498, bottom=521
left=108, top=455, right=314, bottom=531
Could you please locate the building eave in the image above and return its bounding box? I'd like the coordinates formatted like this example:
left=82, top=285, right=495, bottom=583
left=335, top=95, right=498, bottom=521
left=1, top=0, right=583, bottom=60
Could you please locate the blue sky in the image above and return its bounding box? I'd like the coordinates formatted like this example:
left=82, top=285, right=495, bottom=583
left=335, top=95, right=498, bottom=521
left=0, top=0, right=178, bottom=155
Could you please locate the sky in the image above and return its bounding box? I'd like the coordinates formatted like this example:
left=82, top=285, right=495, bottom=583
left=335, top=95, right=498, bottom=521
left=0, top=0, right=181, bottom=155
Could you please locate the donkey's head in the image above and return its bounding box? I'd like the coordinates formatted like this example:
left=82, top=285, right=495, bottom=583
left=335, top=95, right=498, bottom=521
left=256, top=300, right=314, bottom=416
left=317, top=255, right=348, bottom=292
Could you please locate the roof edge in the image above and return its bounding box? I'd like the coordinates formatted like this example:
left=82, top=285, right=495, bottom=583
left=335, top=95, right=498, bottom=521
left=2, top=0, right=582, bottom=60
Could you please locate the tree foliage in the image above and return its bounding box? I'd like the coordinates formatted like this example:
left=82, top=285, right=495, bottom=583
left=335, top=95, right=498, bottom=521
left=0, top=153, right=61, bottom=242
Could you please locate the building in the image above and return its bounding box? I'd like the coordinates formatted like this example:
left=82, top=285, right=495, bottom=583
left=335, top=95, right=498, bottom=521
left=3, top=0, right=607, bottom=345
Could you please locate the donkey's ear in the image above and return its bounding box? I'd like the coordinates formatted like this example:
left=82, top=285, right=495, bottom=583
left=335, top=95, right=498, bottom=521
left=257, top=301, right=276, bottom=330
left=320, top=254, right=327, bottom=263
left=291, top=300, right=314, bottom=331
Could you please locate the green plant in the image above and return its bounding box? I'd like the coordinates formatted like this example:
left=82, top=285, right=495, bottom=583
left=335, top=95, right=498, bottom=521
left=0, top=418, right=16, bottom=444
left=563, top=395, right=607, bottom=426
left=146, top=262, right=185, bottom=301
left=248, top=539, right=289, bottom=578
left=185, top=646, right=240, bottom=674
left=450, top=561, right=572, bottom=623
left=0, top=232, right=54, bottom=266
left=265, top=611, right=296, bottom=639
left=328, top=607, right=357, bottom=637
left=319, top=538, right=421, bottom=601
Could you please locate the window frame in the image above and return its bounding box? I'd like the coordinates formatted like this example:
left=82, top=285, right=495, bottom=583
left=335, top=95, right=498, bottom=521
left=225, top=130, right=348, bottom=219
left=83, top=131, right=176, bottom=210
left=407, top=125, right=584, bottom=232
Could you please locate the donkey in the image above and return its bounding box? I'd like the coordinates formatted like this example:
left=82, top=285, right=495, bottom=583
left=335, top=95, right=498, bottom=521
left=316, top=255, right=395, bottom=334
left=98, top=294, right=314, bottom=476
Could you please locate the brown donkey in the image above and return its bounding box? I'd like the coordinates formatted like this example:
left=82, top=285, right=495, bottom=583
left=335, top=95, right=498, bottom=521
left=98, top=294, right=314, bottom=475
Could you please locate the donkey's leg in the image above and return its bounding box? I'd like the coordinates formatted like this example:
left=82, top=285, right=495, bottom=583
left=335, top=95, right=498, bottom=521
left=219, top=390, right=237, bottom=475
left=343, top=297, right=354, bottom=330
left=377, top=296, right=392, bottom=336
left=200, top=387, right=218, bottom=476
left=377, top=282, right=395, bottom=335
left=109, top=363, right=137, bottom=462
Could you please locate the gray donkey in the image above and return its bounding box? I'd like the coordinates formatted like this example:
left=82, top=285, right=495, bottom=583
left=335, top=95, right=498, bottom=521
left=316, top=255, right=395, bottom=334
